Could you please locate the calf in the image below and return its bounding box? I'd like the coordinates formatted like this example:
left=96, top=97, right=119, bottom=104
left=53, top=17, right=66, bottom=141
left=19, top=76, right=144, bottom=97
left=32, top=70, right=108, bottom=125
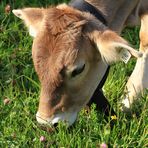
left=12, top=0, right=147, bottom=126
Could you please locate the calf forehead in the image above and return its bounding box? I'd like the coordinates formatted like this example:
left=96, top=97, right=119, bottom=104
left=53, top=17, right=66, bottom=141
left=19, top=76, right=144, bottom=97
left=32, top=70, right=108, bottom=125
left=32, top=8, right=85, bottom=60
left=32, top=7, right=91, bottom=66
left=32, top=29, right=81, bottom=70
left=31, top=7, right=93, bottom=85
left=32, top=30, right=84, bottom=88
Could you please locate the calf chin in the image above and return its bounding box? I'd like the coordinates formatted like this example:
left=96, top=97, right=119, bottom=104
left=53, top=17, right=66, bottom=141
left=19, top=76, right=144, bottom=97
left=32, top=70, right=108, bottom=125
left=36, top=111, right=78, bottom=127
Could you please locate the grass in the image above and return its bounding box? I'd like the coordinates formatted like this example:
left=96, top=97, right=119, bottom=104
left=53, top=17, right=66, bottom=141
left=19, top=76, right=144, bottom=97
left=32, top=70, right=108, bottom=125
left=0, top=0, right=148, bottom=147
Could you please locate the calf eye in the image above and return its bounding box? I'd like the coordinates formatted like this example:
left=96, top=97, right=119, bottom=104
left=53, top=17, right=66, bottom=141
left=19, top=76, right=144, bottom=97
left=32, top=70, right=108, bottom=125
left=71, top=64, right=85, bottom=77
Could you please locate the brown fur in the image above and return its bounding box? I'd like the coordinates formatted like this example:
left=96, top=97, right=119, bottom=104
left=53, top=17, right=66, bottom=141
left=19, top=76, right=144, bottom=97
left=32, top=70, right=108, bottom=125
left=32, top=8, right=86, bottom=116
left=12, top=0, right=148, bottom=123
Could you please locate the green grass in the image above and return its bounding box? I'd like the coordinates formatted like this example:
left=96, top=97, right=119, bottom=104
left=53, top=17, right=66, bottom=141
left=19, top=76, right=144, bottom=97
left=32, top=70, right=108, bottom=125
left=0, top=0, right=148, bottom=147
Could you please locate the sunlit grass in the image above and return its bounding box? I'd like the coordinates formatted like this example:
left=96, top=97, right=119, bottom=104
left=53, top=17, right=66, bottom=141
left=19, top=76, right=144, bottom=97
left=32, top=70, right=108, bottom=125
left=0, top=0, right=147, bottom=147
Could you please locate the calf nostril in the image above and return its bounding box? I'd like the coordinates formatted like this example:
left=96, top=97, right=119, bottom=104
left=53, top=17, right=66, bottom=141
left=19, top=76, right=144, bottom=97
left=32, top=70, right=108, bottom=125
left=53, top=123, right=58, bottom=128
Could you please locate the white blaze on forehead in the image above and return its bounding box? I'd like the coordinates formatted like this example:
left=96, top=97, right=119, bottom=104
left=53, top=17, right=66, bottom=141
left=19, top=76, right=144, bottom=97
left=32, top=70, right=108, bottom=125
left=36, top=111, right=78, bottom=126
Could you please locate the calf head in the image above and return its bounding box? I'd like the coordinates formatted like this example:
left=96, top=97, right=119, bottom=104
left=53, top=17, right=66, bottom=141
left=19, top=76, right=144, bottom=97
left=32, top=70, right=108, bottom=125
left=13, top=4, right=142, bottom=126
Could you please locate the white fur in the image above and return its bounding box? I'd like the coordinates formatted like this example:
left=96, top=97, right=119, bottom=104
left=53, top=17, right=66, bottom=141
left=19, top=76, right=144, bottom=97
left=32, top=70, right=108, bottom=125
left=122, top=50, right=148, bottom=108
left=122, top=97, right=130, bottom=108
left=36, top=111, right=77, bottom=126
left=29, top=26, right=37, bottom=37
left=12, top=9, right=38, bottom=38
left=12, top=9, right=23, bottom=19
left=97, top=41, right=142, bottom=64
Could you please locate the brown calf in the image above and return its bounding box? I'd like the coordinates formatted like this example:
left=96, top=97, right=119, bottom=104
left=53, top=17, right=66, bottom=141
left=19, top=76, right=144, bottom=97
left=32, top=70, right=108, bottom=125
left=12, top=0, right=147, bottom=126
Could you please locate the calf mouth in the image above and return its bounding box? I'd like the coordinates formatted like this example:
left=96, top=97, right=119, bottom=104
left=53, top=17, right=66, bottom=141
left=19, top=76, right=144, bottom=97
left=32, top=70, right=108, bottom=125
left=36, top=111, right=78, bottom=127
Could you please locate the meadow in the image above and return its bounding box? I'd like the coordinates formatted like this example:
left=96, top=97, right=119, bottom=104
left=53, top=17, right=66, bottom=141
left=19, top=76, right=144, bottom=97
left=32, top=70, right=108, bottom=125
left=0, top=0, right=147, bottom=147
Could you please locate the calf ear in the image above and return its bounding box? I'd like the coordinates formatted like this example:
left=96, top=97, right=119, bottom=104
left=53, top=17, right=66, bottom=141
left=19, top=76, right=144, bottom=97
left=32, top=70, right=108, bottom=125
left=12, top=8, right=44, bottom=37
left=90, top=30, right=142, bottom=64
